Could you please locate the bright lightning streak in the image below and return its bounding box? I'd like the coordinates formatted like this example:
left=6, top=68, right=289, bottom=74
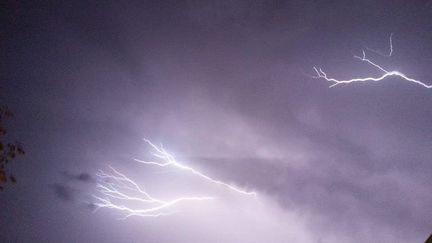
left=93, top=166, right=213, bottom=219
left=134, top=139, right=257, bottom=196
left=93, top=139, right=256, bottom=218
left=353, top=50, right=388, bottom=73
left=313, top=34, right=432, bottom=89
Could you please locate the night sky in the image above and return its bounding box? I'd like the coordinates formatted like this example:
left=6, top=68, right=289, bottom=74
left=1, top=1, right=432, bottom=242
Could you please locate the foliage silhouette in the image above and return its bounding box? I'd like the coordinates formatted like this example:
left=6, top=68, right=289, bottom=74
left=0, top=106, right=25, bottom=190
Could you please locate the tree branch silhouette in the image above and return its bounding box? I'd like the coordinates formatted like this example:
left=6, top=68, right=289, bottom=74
left=0, top=106, right=25, bottom=190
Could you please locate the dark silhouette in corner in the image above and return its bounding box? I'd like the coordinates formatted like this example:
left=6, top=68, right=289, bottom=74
left=425, top=234, right=432, bottom=243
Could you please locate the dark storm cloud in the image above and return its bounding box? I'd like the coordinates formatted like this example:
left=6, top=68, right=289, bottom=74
left=50, top=183, right=77, bottom=202
left=62, top=171, right=95, bottom=183
left=50, top=171, right=95, bottom=203
left=1, top=0, right=432, bottom=242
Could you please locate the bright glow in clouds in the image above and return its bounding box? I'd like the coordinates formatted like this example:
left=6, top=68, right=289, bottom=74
left=135, top=139, right=257, bottom=196
left=93, top=139, right=256, bottom=218
left=313, top=34, right=432, bottom=88
left=93, top=166, right=213, bottom=219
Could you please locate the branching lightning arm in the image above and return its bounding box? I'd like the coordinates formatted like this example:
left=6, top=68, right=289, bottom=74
left=313, top=34, right=432, bottom=89
left=93, top=139, right=256, bottom=219
left=93, top=166, right=213, bottom=219
left=134, top=139, right=257, bottom=196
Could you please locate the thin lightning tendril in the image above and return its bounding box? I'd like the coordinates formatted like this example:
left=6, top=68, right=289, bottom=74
left=93, top=139, right=256, bottom=218
left=313, top=34, right=432, bottom=88
left=134, top=139, right=257, bottom=196
left=93, top=166, right=213, bottom=219
left=366, top=33, right=393, bottom=57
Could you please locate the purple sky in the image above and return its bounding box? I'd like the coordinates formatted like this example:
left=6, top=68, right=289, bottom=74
left=1, top=1, right=432, bottom=242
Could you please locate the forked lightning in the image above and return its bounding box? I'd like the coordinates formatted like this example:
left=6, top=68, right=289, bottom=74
left=313, top=34, right=432, bottom=88
left=93, top=139, right=255, bottom=218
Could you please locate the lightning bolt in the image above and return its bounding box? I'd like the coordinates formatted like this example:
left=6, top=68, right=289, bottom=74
left=366, top=33, right=393, bottom=57
left=93, top=139, right=256, bottom=218
left=93, top=166, right=213, bottom=219
left=313, top=34, right=432, bottom=89
left=134, top=139, right=257, bottom=196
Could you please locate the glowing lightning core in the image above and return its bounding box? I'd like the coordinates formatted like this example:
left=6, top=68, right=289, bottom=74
left=313, top=34, right=432, bottom=89
left=93, top=166, right=213, bottom=219
left=93, top=139, right=256, bottom=218
left=134, top=139, right=257, bottom=196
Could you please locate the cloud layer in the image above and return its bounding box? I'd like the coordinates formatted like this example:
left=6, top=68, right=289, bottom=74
left=1, top=1, right=432, bottom=242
